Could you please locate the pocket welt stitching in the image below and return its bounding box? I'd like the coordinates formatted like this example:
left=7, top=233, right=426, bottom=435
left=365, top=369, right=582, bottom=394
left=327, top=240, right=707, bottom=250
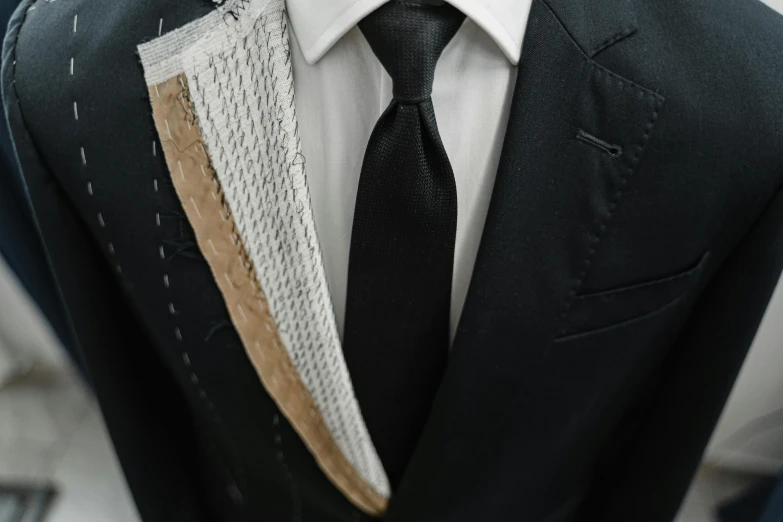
left=554, top=293, right=686, bottom=343
left=574, top=251, right=711, bottom=302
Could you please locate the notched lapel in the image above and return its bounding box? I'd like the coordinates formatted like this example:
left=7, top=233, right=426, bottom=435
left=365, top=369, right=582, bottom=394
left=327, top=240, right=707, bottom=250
left=449, top=0, right=666, bottom=367
left=544, top=0, right=639, bottom=57
left=388, top=0, right=665, bottom=517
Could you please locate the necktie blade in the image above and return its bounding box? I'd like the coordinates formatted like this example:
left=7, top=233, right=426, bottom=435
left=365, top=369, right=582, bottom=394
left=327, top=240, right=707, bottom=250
left=344, top=2, right=464, bottom=489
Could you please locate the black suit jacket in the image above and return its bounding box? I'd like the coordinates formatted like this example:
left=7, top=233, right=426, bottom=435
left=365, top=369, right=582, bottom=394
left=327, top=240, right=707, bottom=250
left=3, top=0, right=783, bottom=521
left=0, top=0, right=76, bottom=363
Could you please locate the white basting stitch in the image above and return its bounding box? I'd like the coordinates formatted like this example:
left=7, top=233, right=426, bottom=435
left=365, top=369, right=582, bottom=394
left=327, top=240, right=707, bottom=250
left=156, top=209, right=214, bottom=431
left=265, top=322, right=272, bottom=333
left=158, top=18, right=163, bottom=36
left=254, top=341, right=265, bottom=362
left=149, top=67, right=248, bottom=495
left=207, top=238, right=218, bottom=255
left=200, top=164, right=207, bottom=177
left=219, top=209, right=228, bottom=221
left=164, top=280, right=217, bottom=465
left=70, top=16, right=121, bottom=281
left=211, top=192, right=217, bottom=201
left=237, top=254, right=245, bottom=269
left=223, top=272, right=234, bottom=289
left=237, top=303, right=248, bottom=323
left=190, top=196, right=202, bottom=218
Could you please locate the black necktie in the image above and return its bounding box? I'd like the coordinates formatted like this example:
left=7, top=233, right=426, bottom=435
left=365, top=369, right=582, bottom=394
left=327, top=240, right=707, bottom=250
left=343, top=1, right=465, bottom=487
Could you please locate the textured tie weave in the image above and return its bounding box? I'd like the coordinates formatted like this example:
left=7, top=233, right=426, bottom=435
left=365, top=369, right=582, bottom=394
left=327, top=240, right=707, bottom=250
left=343, top=0, right=465, bottom=489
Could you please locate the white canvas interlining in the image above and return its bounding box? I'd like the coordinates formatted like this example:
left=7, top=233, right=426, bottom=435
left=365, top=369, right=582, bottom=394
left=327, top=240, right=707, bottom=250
left=138, top=0, right=390, bottom=500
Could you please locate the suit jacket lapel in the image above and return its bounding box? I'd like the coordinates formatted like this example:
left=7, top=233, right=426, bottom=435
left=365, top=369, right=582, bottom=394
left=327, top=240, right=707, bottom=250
left=139, top=0, right=662, bottom=515
left=388, top=0, right=664, bottom=518
left=139, top=0, right=390, bottom=514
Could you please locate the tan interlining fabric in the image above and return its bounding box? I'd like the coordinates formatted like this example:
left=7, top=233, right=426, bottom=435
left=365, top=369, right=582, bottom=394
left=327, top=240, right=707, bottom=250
left=147, top=74, right=388, bottom=516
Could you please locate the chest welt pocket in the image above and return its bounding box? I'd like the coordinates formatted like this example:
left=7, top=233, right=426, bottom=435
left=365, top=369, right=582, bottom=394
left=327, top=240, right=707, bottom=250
left=555, top=251, right=711, bottom=342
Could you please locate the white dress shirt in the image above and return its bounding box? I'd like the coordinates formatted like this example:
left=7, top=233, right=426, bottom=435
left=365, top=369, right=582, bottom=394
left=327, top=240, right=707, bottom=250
left=288, top=0, right=532, bottom=341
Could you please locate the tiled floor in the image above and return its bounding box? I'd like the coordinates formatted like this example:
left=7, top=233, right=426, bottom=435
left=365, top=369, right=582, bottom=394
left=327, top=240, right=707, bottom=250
left=0, top=365, right=771, bottom=522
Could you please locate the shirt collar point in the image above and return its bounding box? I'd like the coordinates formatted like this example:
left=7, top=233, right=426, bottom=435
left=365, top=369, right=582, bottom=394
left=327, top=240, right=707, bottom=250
left=301, top=44, right=326, bottom=65
left=288, top=0, right=388, bottom=64
left=445, top=0, right=526, bottom=65
left=500, top=39, right=522, bottom=66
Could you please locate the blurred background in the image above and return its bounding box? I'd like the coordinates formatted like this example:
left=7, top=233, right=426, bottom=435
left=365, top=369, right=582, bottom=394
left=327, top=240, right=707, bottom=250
left=1, top=0, right=782, bottom=521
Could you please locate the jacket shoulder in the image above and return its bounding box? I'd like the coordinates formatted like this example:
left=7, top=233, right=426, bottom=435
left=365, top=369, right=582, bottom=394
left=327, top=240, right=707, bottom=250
left=634, top=0, right=783, bottom=175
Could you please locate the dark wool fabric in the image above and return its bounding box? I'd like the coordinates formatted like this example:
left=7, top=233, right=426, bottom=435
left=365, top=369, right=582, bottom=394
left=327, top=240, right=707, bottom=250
left=344, top=1, right=465, bottom=489
left=1, top=1, right=362, bottom=521
left=0, top=0, right=76, bottom=366
left=3, top=0, right=783, bottom=521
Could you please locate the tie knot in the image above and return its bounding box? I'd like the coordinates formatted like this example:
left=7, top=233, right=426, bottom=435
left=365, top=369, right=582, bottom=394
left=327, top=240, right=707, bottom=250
left=359, top=2, right=465, bottom=103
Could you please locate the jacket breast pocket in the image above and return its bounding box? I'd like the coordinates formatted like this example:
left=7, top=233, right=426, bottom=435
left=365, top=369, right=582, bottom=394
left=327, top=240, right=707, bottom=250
left=555, top=251, right=711, bottom=343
